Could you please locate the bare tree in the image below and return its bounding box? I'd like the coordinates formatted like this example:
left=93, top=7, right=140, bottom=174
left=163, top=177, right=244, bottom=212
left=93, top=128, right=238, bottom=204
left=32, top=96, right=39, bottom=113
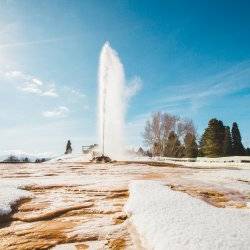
left=143, top=112, right=163, bottom=155
left=143, top=112, right=197, bottom=157
left=177, top=119, right=196, bottom=141
left=161, top=113, right=179, bottom=153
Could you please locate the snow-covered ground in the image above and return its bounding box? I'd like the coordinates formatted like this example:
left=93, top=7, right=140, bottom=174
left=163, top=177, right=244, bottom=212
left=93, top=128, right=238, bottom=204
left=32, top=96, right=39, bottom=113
left=48, top=154, right=250, bottom=169
left=0, top=185, right=32, bottom=216
left=134, top=156, right=250, bottom=169
left=48, top=152, right=92, bottom=163
left=125, top=181, right=250, bottom=250
left=0, top=156, right=249, bottom=249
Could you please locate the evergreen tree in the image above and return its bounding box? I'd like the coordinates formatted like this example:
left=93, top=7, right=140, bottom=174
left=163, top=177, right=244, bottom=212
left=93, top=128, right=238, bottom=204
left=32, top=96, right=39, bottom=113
left=164, top=131, right=183, bottom=157
left=200, top=119, right=225, bottom=157
left=184, top=133, right=198, bottom=158
left=198, top=137, right=204, bottom=156
left=65, top=140, right=72, bottom=154
left=197, top=148, right=203, bottom=157
left=245, top=148, right=250, bottom=156
left=223, top=126, right=233, bottom=156
left=137, top=147, right=145, bottom=156
left=23, top=157, right=30, bottom=163
left=145, top=150, right=152, bottom=157
left=4, top=155, right=20, bottom=162
left=231, top=122, right=245, bottom=155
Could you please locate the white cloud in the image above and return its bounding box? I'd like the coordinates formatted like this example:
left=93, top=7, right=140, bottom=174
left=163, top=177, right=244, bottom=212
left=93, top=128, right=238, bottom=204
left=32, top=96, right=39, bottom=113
left=42, top=87, right=58, bottom=97
left=4, top=70, right=59, bottom=97
left=21, top=85, right=42, bottom=94
left=0, top=37, right=70, bottom=49
left=20, top=78, right=43, bottom=94
left=70, top=89, right=86, bottom=98
left=42, top=106, right=69, bottom=118
left=32, top=78, right=43, bottom=86
left=2, top=70, right=88, bottom=103
left=5, top=70, right=30, bottom=80
left=62, top=86, right=86, bottom=99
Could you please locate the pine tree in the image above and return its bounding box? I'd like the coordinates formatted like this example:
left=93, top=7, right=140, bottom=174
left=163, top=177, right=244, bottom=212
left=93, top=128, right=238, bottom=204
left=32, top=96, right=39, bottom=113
left=164, top=131, right=183, bottom=157
left=4, top=155, right=20, bottom=162
left=231, top=122, right=245, bottom=156
left=184, top=133, right=198, bottom=158
left=198, top=136, right=204, bottom=156
left=65, top=140, right=72, bottom=154
left=137, top=147, right=145, bottom=156
left=23, top=157, right=30, bottom=163
left=223, top=126, right=233, bottom=156
left=245, top=148, right=250, bottom=156
left=200, top=119, right=225, bottom=157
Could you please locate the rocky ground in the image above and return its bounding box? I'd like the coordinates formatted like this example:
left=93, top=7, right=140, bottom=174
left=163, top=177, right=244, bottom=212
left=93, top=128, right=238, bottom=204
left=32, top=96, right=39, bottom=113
left=0, top=160, right=249, bottom=249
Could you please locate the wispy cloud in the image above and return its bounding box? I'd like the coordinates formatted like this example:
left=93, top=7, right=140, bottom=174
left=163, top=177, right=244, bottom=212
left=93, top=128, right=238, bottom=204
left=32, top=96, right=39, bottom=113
left=42, top=87, right=58, bottom=97
left=3, top=69, right=87, bottom=100
left=42, top=106, right=69, bottom=118
left=154, top=60, right=250, bottom=112
left=69, top=89, right=86, bottom=98
left=0, top=37, right=69, bottom=49
left=4, top=70, right=59, bottom=97
left=62, top=86, right=86, bottom=99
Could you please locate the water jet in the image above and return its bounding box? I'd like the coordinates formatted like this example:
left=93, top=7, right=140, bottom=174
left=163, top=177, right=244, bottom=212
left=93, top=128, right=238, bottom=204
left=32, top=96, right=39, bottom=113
left=95, top=42, right=126, bottom=162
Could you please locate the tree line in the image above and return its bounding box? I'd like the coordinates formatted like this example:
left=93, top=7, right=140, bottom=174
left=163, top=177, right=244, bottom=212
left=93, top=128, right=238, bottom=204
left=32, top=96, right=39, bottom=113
left=2, top=155, right=48, bottom=163
left=199, top=119, right=249, bottom=157
left=143, top=112, right=250, bottom=158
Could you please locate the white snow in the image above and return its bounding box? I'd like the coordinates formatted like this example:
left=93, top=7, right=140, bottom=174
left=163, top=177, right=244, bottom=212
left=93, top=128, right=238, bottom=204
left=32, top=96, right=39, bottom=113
left=133, top=156, right=250, bottom=168
left=1, top=157, right=249, bottom=249
left=0, top=186, right=32, bottom=216
left=47, top=153, right=250, bottom=168
left=51, top=244, right=77, bottom=250
left=183, top=169, right=250, bottom=193
left=125, top=181, right=250, bottom=250
left=47, top=153, right=91, bottom=163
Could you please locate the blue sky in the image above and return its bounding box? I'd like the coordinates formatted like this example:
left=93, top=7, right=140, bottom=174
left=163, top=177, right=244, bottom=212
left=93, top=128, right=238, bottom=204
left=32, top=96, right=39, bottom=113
left=0, top=0, right=250, bottom=155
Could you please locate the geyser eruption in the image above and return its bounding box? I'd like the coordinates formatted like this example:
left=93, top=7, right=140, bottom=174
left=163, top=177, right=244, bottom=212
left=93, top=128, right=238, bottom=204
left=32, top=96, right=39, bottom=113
left=98, top=42, right=125, bottom=159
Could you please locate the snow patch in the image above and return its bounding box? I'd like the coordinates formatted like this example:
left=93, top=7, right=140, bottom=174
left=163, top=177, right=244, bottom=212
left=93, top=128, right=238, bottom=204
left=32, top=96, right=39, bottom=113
left=125, top=180, right=250, bottom=250
left=0, top=186, right=32, bottom=216
left=47, top=153, right=91, bottom=163
left=131, top=156, right=250, bottom=169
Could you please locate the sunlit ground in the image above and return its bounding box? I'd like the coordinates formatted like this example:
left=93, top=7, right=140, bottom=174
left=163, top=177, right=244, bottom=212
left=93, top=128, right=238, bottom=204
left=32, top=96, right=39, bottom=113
left=0, top=160, right=249, bottom=249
